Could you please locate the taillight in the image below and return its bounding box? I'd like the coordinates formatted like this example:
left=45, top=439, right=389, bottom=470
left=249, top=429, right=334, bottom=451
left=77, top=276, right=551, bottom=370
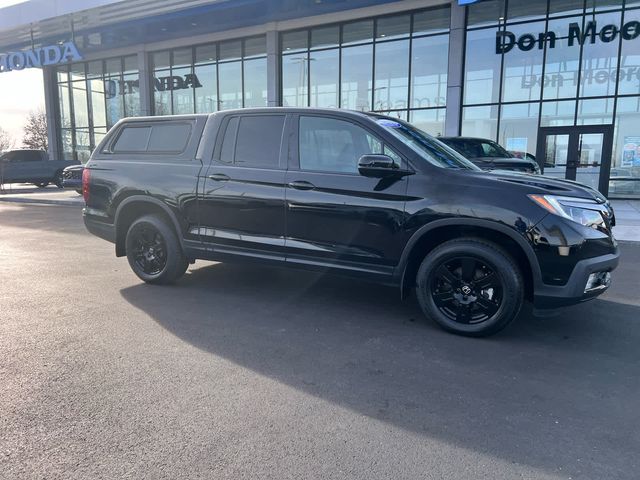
left=82, top=168, right=90, bottom=203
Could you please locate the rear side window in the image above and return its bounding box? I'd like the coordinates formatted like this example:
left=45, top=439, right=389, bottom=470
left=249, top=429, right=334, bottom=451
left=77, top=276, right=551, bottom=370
left=112, top=126, right=151, bottom=153
left=219, top=117, right=239, bottom=164
left=110, top=122, right=192, bottom=154
left=219, top=115, right=285, bottom=168
left=148, top=124, right=192, bottom=152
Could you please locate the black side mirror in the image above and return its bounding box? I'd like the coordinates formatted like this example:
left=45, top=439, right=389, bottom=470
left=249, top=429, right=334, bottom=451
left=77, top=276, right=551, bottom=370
left=357, top=154, right=398, bottom=178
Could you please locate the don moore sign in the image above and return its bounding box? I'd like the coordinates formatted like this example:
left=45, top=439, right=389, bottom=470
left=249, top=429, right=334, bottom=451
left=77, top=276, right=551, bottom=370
left=496, top=19, right=640, bottom=54
left=0, top=42, right=82, bottom=73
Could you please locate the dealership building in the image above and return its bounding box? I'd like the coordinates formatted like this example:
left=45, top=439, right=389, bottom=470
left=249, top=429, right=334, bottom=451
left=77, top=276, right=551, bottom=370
left=1, top=0, right=639, bottom=197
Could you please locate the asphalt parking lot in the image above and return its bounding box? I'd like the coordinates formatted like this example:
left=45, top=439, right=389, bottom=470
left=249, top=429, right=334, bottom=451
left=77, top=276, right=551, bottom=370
left=1, top=203, right=639, bottom=480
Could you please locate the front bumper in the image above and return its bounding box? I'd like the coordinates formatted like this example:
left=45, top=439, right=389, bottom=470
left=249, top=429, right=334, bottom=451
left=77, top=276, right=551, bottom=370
left=533, top=248, right=620, bottom=309
left=62, top=178, right=82, bottom=189
left=62, top=167, right=83, bottom=190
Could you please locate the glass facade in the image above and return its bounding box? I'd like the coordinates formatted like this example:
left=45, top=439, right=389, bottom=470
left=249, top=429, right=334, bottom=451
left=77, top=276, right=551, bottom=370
left=151, top=35, right=267, bottom=114
left=49, top=1, right=640, bottom=197
left=55, top=55, right=140, bottom=162
left=280, top=6, right=450, bottom=136
left=464, top=0, right=640, bottom=198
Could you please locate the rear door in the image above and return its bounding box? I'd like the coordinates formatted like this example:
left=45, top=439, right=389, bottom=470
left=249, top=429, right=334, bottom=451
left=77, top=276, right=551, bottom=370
left=198, top=113, right=288, bottom=260
left=19, top=151, right=48, bottom=182
left=284, top=114, right=410, bottom=277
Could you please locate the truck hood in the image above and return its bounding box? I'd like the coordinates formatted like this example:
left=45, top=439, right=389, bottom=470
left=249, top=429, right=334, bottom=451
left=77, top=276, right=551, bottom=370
left=486, top=170, right=608, bottom=203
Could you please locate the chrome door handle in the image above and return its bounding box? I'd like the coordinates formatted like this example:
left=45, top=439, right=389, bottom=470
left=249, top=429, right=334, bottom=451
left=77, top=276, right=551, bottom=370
left=287, top=180, right=316, bottom=191
left=208, top=173, right=230, bottom=182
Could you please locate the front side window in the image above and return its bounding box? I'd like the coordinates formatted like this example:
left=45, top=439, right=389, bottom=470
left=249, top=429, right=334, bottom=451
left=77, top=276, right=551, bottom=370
left=25, top=151, right=43, bottom=162
left=479, top=140, right=510, bottom=158
left=442, top=138, right=509, bottom=159
left=299, top=116, right=383, bottom=174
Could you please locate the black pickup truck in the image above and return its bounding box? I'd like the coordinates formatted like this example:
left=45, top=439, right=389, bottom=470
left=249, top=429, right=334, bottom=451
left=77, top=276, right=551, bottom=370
left=0, top=149, right=78, bottom=188
left=83, top=108, right=619, bottom=337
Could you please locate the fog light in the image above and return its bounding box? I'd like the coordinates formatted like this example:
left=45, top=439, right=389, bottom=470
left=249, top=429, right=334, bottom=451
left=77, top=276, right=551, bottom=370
left=585, top=272, right=611, bottom=293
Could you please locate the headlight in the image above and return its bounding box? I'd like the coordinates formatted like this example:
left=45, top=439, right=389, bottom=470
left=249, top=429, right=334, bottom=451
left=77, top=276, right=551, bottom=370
left=529, top=194, right=605, bottom=228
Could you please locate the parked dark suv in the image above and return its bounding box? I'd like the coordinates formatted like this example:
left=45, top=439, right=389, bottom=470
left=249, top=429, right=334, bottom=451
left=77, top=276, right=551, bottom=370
left=439, top=137, right=540, bottom=174
left=83, top=109, right=619, bottom=336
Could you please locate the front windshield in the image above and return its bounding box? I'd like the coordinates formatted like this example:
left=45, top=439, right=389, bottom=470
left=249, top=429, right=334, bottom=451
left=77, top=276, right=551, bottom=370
left=372, top=117, right=479, bottom=170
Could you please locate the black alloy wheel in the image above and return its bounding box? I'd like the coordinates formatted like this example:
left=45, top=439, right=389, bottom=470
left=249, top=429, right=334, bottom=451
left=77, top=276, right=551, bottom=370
left=415, top=238, right=524, bottom=337
left=429, top=257, right=502, bottom=325
left=125, top=214, right=189, bottom=284
left=131, top=224, right=167, bottom=276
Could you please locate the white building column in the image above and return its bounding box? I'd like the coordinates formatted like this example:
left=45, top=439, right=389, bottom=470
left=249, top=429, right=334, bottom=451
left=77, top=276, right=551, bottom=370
left=137, top=49, right=152, bottom=116
left=445, top=1, right=466, bottom=136
left=42, top=66, right=60, bottom=160
left=266, top=29, right=280, bottom=107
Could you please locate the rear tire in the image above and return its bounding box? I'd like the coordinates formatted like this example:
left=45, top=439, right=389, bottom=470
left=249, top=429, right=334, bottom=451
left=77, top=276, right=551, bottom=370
left=415, top=238, right=524, bottom=337
left=125, top=214, right=188, bottom=284
left=34, top=182, right=49, bottom=188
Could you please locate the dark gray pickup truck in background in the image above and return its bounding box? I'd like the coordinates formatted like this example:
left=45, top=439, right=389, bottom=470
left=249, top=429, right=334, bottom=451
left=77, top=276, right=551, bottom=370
left=0, top=149, right=79, bottom=188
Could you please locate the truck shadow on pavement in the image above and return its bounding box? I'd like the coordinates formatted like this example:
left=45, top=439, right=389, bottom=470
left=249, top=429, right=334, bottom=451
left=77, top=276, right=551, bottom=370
left=120, top=260, right=640, bottom=478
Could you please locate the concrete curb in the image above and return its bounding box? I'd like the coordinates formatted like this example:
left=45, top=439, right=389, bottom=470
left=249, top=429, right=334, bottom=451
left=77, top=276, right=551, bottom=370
left=0, top=196, right=83, bottom=207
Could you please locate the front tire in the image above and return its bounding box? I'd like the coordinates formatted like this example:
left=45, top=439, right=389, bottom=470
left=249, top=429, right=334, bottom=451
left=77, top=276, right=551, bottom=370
left=125, top=214, right=188, bottom=284
left=415, top=238, right=524, bottom=337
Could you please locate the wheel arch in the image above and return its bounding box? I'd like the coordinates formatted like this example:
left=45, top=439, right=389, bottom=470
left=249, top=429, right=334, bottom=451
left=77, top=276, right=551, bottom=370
left=397, top=219, right=541, bottom=301
left=114, top=196, right=184, bottom=257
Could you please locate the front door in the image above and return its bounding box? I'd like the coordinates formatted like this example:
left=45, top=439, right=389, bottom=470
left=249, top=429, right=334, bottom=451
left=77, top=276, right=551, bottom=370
left=284, top=114, right=410, bottom=279
left=536, top=125, right=614, bottom=195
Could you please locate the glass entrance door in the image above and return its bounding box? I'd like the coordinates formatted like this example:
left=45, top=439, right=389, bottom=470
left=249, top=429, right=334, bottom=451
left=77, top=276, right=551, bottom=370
left=541, top=133, right=572, bottom=180
left=536, top=126, right=614, bottom=196
left=575, top=133, right=605, bottom=191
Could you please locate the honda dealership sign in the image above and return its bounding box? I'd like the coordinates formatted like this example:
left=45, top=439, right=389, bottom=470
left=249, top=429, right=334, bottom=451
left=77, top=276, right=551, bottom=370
left=0, top=42, right=82, bottom=73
